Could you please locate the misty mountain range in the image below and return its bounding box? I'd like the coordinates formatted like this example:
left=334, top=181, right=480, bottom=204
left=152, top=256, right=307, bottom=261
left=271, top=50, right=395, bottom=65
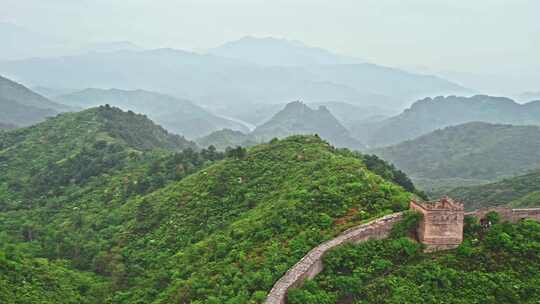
left=0, top=75, right=71, bottom=127
left=0, top=31, right=472, bottom=114
left=55, top=88, right=248, bottom=138
left=207, top=36, right=364, bottom=66
left=198, top=101, right=363, bottom=150
left=353, top=95, right=540, bottom=147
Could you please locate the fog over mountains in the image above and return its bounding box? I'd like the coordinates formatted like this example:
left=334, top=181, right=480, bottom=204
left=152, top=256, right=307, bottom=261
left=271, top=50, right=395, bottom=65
left=0, top=75, right=71, bottom=127
left=207, top=36, right=364, bottom=66
left=55, top=88, right=248, bottom=138
left=0, top=35, right=472, bottom=115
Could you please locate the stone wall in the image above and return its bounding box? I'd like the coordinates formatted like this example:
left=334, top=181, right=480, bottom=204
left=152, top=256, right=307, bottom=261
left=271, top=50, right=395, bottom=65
left=466, top=206, right=540, bottom=223
left=265, top=206, right=540, bottom=304
left=264, top=212, right=404, bottom=304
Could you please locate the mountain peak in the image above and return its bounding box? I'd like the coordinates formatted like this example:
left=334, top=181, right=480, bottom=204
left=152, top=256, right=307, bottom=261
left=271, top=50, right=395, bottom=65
left=253, top=102, right=363, bottom=149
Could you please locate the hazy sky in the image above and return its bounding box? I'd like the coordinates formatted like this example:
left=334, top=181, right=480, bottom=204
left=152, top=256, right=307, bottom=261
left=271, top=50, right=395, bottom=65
left=2, top=0, right=539, bottom=89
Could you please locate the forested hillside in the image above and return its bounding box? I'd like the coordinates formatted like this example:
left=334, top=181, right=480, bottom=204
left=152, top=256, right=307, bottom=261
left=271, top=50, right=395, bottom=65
left=449, top=170, right=540, bottom=210
left=0, top=105, right=197, bottom=208
left=354, top=95, right=540, bottom=147
left=0, top=108, right=417, bottom=304
left=289, top=216, right=540, bottom=303
left=373, top=122, right=540, bottom=195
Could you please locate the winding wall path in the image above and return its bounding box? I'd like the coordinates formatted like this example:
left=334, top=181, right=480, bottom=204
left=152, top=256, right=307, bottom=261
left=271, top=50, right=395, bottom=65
left=265, top=207, right=540, bottom=304
left=265, top=212, right=404, bottom=304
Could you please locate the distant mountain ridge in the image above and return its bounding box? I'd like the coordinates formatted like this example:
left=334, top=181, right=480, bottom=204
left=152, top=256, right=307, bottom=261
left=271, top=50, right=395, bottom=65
left=353, top=95, right=540, bottom=147
left=196, top=129, right=257, bottom=151
left=221, top=101, right=394, bottom=128
left=448, top=170, right=540, bottom=210
left=373, top=122, right=540, bottom=195
left=519, top=91, right=540, bottom=102
left=252, top=101, right=363, bottom=149
left=0, top=75, right=71, bottom=127
left=55, top=88, right=248, bottom=138
left=208, top=36, right=363, bottom=66
left=0, top=44, right=471, bottom=110
left=0, top=122, right=17, bottom=130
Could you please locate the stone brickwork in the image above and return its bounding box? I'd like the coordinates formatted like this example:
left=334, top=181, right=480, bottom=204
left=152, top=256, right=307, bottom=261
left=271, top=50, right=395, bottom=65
left=264, top=212, right=404, bottom=304
left=410, top=197, right=464, bottom=251
left=466, top=206, right=540, bottom=223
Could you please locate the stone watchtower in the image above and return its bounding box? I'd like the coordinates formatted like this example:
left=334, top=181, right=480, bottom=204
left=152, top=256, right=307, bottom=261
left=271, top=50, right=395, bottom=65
left=410, top=197, right=464, bottom=251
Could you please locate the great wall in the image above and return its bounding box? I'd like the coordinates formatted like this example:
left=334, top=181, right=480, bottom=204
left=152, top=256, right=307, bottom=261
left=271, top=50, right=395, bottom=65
left=265, top=197, right=540, bottom=304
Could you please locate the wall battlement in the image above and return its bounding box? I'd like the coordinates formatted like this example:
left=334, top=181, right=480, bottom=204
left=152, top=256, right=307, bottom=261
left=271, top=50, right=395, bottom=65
left=410, top=197, right=464, bottom=251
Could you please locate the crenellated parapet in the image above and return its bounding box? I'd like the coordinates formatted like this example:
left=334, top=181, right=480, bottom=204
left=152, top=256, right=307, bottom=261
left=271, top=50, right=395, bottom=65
left=466, top=206, right=540, bottom=223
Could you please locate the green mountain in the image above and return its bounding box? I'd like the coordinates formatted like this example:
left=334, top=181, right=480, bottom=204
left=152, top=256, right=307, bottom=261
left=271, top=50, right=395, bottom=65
left=0, top=105, right=195, bottom=199
left=353, top=95, right=540, bottom=147
left=373, top=122, right=540, bottom=195
left=448, top=170, right=540, bottom=210
left=252, top=101, right=364, bottom=150
left=55, top=88, right=248, bottom=138
left=0, top=117, right=413, bottom=303
left=289, top=216, right=540, bottom=303
left=0, top=75, right=71, bottom=127
left=196, top=128, right=257, bottom=151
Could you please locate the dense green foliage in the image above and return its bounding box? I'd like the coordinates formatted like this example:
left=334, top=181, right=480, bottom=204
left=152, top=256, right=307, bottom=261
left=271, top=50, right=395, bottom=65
left=108, top=135, right=409, bottom=303
left=449, top=170, right=540, bottom=210
left=0, top=105, right=196, bottom=204
left=333, top=150, right=424, bottom=199
left=0, top=107, right=413, bottom=304
left=354, top=95, right=540, bottom=147
left=373, top=122, right=540, bottom=196
left=0, top=243, right=106, bottom=304
left=289, top=216, right=540, bottom=304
